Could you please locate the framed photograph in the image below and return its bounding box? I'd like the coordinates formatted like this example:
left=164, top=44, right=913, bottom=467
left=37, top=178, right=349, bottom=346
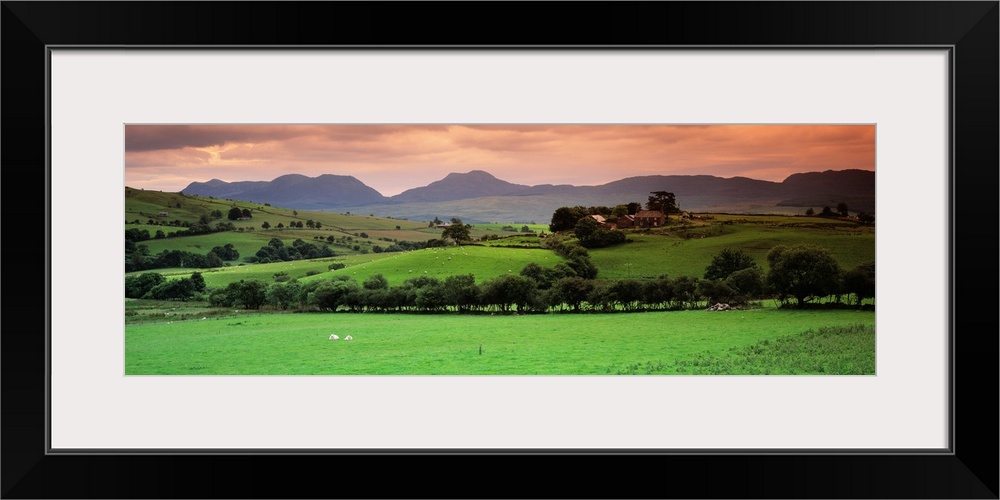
left=5, top=2, right=996, bottom=498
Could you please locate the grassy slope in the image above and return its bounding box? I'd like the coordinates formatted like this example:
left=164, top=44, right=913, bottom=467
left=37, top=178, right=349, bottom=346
left=127, top=188, right=874, bottom=289
left=141, top=245, right=567, bottom=289
left=302, top=245, right=566, bottom=287
left=589, top=218, right=874, bottom=280
left=125, top=308, right=875, bottom=375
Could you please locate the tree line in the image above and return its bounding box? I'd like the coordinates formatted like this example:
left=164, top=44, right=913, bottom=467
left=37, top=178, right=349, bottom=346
left=129, top=244, right=873, bottom=312
left=126, top=243, right=241, bottom=273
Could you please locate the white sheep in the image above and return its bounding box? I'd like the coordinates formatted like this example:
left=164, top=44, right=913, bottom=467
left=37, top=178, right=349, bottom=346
left=344, top=335, right=353, bottom=341
left=329, top=334, right=339, bottom=340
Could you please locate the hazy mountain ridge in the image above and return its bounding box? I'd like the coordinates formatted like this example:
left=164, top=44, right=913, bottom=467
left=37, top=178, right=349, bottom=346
left=180, top=169, right=875, bottom=221
left=182, top=173, right=387, bottom=209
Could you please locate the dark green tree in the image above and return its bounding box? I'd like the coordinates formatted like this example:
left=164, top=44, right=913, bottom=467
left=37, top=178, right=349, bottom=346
left=227, top=207, right=243, bottom=220
left=766, top=245, right=843, bottom=307
left=189, top=272, right=206, bottom=292
left=363, top=273, right=389, bottom=290
left=836, top=202, right=849, bottom=216
left=482, top=274, right=538, bottom=313
left=646, top=191, right=678, bottom=214
left=573, top=216, right=600, bottom=241
left=548, top=206, right=589, bottom=232
left=725, top=267, right=764, bottom=300
left=442, top=220, right=472, bottom=244
left=125, top=272, right=165, bottom=298
left=842, top=261, right=875, bottom=306
left=443, top=274, right=479, bottom=312
left=704, top=248, right=760, bottom=281
left=551, top=276, right=595, bottom=311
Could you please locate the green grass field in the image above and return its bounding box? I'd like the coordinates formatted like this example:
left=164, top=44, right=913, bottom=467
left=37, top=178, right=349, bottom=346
left=136, top=245, right=568, bottom=289
left=125, top=189, right=876, bottom=376
left=589, top=223, right=874, bottom=280
left=125, top=308, right=875, bottom=375
left=310, top=245, right=565, bottom=286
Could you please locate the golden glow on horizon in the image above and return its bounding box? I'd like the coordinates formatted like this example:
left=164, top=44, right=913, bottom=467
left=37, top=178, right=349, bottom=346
left=125, top=124, right=875, bottom=195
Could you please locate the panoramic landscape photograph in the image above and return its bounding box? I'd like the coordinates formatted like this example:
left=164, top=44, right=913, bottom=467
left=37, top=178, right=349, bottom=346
left=124, top=124, right=876, bottom=375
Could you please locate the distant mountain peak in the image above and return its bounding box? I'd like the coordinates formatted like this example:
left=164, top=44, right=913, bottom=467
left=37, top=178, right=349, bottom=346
left=181, top=172, right=386, bottom=209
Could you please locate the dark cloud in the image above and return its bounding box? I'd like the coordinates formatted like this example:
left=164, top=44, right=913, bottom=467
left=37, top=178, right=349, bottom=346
left=124, top=125, right=313, bottom=152
left=125, top=124, right=455, bottom=152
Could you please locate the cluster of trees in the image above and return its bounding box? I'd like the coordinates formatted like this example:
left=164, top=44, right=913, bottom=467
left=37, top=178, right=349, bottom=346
left=549, top=206, right=605, bottom=232
left=549, top=193, right=680, bottom=232
left=540, top=236, right=599, bottom=279
left=125, top=222, right=239, bottom=243
left=261, top=220, right=318, bottom=230
left=548, top=202, right=649, bottom=233
left=208, top=271, right=572, bottom=313
left=209, top=243, right=240, bottom=261
left=127, top=249, right=224, bottom=272
left=245, top=238, right=335, bottom=264
left=125, top=272, right=206, bottom=300
left=646, top=191, right=679, bottom=214
left=573, top=216, right=626, bottom=248
left=227, top=207, right=253, bottom=220
left=202, top=253, right=869, bottom=314
left=126, top=239, right=241, bottom=272
left=441, top=218, right=472, bottom=243
left=549, top=208, right=629, bottom=248
left=137, top=243, right=873, bottom=310
left=803, top=202, right=875, bottom=224
left=700, top=246, right=875, bottom=307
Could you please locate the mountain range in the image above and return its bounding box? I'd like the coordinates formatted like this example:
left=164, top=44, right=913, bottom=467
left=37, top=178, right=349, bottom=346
left=180, top=169, right=875, bottom=223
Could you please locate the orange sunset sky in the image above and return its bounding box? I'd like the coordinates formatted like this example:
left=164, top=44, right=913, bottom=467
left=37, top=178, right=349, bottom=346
left=125, top=125, right=875, bottom=196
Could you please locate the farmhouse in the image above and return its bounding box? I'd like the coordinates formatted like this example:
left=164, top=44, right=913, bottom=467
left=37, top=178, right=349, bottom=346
left=611, top=215, right=635, bottom=229
left=589, top=214, right=607, bottom=225
left=157, top=211, right=169, bottom=216
left=634, top=210, right=666, bottom=228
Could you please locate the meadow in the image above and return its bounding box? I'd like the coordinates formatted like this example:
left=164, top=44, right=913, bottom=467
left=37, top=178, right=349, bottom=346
left=125, top=188, right=876, bottom=375
left=125, top=308, right=875, bottom=375
left=589, top=219, right=874, bottom=279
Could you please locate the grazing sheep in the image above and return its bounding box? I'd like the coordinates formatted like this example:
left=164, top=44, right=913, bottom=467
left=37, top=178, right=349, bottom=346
left=329, top=334, right=339, bottom=340
left=344, top=335, right=353, bottom=341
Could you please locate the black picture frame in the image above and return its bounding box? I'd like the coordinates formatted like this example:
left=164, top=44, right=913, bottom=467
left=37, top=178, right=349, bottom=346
left=3, top=2, right=997, bottom=498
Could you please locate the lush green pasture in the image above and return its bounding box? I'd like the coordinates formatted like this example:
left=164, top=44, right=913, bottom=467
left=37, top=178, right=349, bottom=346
left=480, top=235, right=545, bottom=248
left=137, top=245, right=566, bottom=289
left=133, top=230, right=291, bottom=260
left=125, top=308, right=875, bottom=375
left=142, top=256, right=362, bottom=289
left=590, top=222, right=874, bottom=280
left=668, top=324, right=875, bottom=375
left=126, top=188, right=428, bottom=233
left=311, top=245, right=565, bottom=286
left=471, top=223, right=548, bottom=232
left=364, top=228, right=440, bottom=242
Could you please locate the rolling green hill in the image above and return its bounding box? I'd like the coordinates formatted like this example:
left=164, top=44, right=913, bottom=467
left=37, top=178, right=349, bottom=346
left=126, top=187, right=874, bottom=286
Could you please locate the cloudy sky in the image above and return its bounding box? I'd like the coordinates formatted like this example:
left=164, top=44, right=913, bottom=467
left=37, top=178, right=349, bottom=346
left=125, top=125, right=875, bottom=196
